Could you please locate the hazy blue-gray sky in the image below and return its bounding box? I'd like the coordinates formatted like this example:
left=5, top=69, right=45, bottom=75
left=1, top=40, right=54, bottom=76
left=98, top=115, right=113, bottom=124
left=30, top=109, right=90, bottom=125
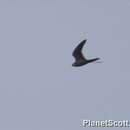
left=0, top=0, right=130, bottom=130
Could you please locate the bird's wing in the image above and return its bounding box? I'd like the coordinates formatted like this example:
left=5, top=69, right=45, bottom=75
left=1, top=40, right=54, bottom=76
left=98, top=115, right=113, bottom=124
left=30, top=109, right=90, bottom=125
left=72, top=39, right=87, bottom=61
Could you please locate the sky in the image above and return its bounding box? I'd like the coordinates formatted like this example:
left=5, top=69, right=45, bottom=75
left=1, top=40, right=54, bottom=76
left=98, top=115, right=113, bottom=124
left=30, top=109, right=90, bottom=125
left=0, top=0, right=130, bottom=130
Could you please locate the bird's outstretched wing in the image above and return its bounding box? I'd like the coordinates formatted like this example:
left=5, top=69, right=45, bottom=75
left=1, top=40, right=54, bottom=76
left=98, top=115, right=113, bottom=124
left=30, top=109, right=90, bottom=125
left=72, top=39, right=87, bottom=61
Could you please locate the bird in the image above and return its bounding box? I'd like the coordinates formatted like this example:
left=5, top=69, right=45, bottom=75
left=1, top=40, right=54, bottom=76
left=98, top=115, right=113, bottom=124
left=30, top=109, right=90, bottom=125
left=72, top=39, right=100, bottom=67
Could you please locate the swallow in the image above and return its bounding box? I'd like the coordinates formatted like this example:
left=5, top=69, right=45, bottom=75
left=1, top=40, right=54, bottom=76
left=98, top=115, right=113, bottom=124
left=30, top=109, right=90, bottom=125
left=72, top=39, right=100, bottom=67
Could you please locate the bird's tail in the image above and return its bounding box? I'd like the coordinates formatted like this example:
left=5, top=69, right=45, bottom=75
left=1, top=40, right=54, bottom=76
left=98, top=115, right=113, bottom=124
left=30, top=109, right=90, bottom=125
left=88, top=58, right=100, bottom=62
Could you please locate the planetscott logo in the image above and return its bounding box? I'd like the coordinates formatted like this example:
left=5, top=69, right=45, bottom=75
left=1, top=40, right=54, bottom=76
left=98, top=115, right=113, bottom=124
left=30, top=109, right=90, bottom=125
left=82, top=120, right=130, bottom=128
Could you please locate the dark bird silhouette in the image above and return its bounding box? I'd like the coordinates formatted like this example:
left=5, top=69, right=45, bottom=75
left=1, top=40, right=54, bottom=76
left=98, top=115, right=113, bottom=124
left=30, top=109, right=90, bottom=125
left=72, top=39, right=100, bottom=67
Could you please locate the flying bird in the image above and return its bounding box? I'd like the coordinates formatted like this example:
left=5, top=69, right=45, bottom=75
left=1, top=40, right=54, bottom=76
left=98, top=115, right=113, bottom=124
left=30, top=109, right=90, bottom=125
left=72, top=39, right=100, bottom=67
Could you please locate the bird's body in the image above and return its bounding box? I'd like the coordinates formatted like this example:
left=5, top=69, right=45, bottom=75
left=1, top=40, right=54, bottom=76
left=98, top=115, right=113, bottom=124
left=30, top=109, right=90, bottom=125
left=72, top=39, right=100, bottom=67
left=72, top=58, right=100, bottom=67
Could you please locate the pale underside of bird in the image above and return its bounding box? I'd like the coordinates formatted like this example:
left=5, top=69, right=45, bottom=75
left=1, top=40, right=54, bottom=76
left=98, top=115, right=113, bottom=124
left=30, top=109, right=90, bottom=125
left=72, top=39, right=100, bottom=67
